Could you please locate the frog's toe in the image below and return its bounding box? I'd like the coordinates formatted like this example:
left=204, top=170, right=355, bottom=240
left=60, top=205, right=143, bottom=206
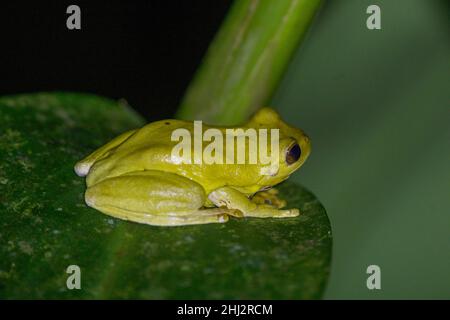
left=218, top=214, right=229, bottom=223
left=273, top=208, right=300, bottom=218
left=251, top=190, right=287, bottom=209
left=225, top=209, right=244, bottom=218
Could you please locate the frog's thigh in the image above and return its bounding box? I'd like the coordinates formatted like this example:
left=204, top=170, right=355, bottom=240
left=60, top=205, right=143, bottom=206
left=86, top=170, right=206, bottom=213
left=208, top=186, right=299, bottom=218
left=85, top=170, right=230, bottom=226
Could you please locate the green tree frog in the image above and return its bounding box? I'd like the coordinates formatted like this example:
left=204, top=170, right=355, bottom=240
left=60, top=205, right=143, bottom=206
left=74, top=108, right=311, bottom=226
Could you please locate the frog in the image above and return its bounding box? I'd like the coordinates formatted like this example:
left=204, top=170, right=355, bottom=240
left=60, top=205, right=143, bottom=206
left=74, top=107, right=311, bottom=226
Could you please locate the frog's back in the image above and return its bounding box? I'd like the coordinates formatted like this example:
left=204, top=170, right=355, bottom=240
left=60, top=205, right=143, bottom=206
left=84, top=119, right=190, bottom=185
left=124, top=119, right=192, bottom=147
left=85, top=119, right=262, bottom=195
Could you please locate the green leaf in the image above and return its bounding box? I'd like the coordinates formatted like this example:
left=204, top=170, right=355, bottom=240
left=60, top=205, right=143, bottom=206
left=0, top=93, right=331, bottom=299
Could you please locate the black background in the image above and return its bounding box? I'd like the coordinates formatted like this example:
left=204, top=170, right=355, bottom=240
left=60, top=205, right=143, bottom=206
left=0, top=1, right=230, bottom=120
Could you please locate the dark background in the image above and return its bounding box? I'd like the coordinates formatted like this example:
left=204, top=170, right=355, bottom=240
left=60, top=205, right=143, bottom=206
left=0, top=1, right=230, bottom=120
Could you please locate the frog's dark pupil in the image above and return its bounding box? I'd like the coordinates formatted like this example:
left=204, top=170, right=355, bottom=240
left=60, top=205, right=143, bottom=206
left=286, top=143, right=301, bottom=165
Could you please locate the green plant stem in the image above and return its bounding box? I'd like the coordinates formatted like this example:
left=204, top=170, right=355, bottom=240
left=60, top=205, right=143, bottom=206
left=177, top=0, right=322, bottom=125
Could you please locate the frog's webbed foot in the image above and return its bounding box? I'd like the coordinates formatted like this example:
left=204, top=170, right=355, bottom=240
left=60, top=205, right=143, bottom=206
left=208, top=187, right=300, bottom=219
left=251, top=188, right=287, bottom=209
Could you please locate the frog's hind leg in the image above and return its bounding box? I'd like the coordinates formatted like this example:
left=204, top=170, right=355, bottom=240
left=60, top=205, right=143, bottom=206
left=75, top=129, right=137, bottom=177
left=92, top=205, right=231, bottom=226
left=84, top=170, right=235, bottom=226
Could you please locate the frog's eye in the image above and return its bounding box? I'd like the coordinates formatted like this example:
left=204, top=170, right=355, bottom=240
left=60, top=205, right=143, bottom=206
left=286, top=143, right=301, bottom=165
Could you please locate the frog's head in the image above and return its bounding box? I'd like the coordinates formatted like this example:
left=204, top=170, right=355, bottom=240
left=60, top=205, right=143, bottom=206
left=249, top=108, right=311, bottom=186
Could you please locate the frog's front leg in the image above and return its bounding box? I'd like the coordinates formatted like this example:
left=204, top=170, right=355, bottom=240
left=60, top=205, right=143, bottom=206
left=84, top=170, right=236, bottom=226
left=208, top=187, right=299, bottom=218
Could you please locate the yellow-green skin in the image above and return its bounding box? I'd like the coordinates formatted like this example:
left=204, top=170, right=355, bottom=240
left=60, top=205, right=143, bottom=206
left=74, top=108, right=311, bottom=226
